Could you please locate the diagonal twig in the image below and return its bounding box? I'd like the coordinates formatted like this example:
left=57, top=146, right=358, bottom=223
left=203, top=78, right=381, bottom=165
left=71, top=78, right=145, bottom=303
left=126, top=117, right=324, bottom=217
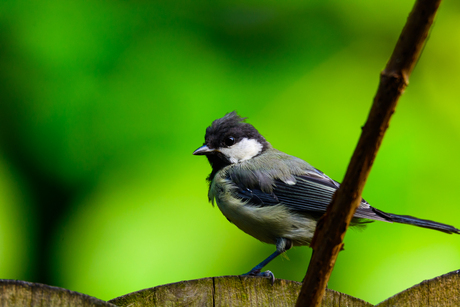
left=295, top=0, right=443, bottom=306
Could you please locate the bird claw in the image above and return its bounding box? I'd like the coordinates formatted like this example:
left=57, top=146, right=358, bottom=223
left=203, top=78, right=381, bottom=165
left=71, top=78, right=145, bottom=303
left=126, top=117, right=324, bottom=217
left=243, top=269, right=275, bottom=284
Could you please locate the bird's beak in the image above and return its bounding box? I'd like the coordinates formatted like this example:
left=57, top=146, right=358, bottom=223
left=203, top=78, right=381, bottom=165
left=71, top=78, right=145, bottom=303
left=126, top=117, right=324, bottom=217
left=193, top=145, right=216, bottom=155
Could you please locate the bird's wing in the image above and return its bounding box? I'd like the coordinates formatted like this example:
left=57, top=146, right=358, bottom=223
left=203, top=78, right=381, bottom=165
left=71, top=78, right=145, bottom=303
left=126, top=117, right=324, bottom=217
left=233, top=169, right=389, bottom=222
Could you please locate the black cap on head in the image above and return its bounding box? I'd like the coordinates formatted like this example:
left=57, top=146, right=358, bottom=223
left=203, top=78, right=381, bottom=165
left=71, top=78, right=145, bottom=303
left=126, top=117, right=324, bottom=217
left=196, top=111, right=270, bottom=182
left=204, top=111, right=269, bottom=151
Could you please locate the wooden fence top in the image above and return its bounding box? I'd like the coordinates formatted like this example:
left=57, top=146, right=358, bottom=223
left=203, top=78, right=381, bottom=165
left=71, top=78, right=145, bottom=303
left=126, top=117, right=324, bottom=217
left=0, top=269, right=458, bottom=306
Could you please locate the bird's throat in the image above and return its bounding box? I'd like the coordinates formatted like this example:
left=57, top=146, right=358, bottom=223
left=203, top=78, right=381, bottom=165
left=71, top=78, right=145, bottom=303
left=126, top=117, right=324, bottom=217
left=206, top=153, right=231, bottom=182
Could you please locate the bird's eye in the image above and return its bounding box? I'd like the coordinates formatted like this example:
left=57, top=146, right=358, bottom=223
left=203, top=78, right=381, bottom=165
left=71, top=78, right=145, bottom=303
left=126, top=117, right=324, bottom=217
left=223, top=136, right=235, bottom=146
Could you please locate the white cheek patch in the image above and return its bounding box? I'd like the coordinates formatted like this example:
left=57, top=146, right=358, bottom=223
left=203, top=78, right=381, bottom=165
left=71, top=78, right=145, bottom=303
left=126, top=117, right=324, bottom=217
left=219, top=138, right=263, bottom=164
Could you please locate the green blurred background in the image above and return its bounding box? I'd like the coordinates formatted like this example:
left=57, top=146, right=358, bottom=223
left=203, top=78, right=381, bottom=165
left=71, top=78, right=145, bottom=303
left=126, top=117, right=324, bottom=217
left=0, top=0, right=459, bottom=304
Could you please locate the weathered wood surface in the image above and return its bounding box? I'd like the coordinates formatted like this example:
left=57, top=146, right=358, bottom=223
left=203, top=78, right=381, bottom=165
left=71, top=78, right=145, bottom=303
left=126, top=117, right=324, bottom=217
left=0, top=271, right=458, bottom=306
left=0, top=279, right=116, bottom=307
left=109, top=276, right=372, bottom=307
left=376, top=270, right=460, bottom=307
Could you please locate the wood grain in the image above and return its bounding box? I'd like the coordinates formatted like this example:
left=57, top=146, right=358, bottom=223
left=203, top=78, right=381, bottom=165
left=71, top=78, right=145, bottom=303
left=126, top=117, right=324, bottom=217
left=0, top=279, right=115, bottom=307
left=376, top=270, right=460, bottom=307
left=109, top=276, right=372, bottom=307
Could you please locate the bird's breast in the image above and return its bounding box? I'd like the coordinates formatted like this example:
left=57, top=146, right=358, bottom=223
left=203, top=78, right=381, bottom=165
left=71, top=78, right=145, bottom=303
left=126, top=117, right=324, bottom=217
left=210, top=174, right=317, bottom=247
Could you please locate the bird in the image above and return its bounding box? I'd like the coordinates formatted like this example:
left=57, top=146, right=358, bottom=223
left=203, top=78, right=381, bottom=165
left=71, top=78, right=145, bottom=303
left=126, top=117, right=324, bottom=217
left=193, top=111, right=460, bottom=280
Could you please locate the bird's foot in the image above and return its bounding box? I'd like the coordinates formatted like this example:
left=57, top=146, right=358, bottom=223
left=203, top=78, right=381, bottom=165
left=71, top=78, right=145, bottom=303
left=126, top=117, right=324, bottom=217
left=243, top=269, right=275, bottom=284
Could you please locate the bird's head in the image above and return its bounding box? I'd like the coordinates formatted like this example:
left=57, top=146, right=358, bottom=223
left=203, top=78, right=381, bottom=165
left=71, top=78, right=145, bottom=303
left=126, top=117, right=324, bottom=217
left=193, top=112, right=271, bottom=175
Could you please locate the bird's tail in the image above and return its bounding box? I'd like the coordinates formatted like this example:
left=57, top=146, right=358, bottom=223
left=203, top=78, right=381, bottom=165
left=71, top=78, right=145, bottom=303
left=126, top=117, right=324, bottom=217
left=373, top=208, right=460, bottom=234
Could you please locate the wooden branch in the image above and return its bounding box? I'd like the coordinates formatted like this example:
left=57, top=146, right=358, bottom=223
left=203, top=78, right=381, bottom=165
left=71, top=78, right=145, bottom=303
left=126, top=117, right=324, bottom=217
left=295, top=1, right=442, bottom=306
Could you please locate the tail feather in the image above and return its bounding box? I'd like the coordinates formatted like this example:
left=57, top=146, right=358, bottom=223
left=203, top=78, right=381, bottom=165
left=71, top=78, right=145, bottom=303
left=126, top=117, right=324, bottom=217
left=373, top=208, right=460, bottom=234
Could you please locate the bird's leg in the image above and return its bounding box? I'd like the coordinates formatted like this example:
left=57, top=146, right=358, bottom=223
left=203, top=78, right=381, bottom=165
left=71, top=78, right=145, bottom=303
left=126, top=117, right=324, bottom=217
left=243, top=250, right=281, bottom=278
left=243, top=238, right=292, bottom=283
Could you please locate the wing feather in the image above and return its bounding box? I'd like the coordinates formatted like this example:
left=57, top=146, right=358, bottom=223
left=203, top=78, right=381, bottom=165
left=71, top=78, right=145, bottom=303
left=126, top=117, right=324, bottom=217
left=233, top=172, right=389, bottom=222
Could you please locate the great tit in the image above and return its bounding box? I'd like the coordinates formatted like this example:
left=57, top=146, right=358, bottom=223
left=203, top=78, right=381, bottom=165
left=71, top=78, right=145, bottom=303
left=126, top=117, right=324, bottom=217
left=193, top=111, right=460, bottom=280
